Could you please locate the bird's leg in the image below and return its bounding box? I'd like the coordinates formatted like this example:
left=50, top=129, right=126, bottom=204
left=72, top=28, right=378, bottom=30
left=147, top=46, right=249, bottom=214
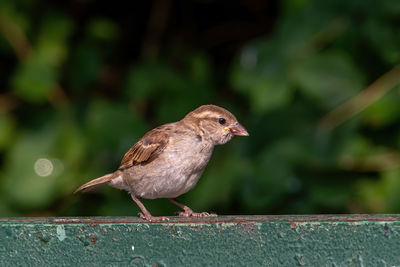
left=169, top=198, right=217, bottom=217
left=130, top=194, right=169, bottom=222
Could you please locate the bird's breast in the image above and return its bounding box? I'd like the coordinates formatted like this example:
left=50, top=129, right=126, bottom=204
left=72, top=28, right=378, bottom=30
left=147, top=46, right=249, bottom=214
left=127, top=137, right=214, bottom=199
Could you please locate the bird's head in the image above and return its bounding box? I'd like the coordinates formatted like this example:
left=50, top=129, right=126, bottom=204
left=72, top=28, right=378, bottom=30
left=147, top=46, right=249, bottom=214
left=183, top=104, right=249, bottom=145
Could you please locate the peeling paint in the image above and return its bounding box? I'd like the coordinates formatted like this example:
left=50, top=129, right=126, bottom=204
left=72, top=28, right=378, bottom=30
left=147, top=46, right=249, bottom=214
left=236, top=221, right=262, bottom=233
left=90, top=235, right=97, bottom=244
left=215, top=222, right=236, bottom=230
left=1, top=215, right=400, bottom=266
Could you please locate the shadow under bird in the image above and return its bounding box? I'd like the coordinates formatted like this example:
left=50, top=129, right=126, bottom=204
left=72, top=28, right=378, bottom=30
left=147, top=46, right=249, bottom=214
left=75, top=104, right=249, bottom=221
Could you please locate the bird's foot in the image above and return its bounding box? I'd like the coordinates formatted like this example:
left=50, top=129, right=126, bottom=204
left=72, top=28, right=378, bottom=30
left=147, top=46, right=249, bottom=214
left=177, top=207, right=217, bottom=217
left=138, top=212, right=169, bottom=222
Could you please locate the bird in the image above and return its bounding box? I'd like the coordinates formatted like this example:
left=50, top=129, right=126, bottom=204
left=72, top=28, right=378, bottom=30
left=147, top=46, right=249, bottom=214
left=74, top=104, right=249, bottom=221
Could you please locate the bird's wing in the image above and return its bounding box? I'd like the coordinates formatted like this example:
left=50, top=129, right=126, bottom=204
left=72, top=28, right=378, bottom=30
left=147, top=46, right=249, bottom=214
left=118, top=125, right=170, bottom=170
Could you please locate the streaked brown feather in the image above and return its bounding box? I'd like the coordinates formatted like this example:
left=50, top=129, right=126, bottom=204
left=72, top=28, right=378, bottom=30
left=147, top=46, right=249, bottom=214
left=118, top=125, right=170, bottom=170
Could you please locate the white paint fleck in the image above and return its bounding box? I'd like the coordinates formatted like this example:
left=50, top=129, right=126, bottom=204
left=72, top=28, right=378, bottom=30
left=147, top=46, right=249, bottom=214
left=56, top=225, right=66, bottom=241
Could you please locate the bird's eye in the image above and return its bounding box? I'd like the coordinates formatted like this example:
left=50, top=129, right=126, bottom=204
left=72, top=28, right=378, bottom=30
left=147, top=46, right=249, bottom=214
left=218, top=118, right=226, bottom=125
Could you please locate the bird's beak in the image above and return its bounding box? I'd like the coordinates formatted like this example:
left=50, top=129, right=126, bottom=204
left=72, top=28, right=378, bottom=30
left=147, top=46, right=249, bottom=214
left=227, top=123, right=249, bottom=136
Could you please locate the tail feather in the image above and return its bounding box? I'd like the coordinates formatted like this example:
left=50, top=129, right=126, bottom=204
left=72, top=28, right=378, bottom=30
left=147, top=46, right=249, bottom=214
left=74, top=173, right=115, bottom=193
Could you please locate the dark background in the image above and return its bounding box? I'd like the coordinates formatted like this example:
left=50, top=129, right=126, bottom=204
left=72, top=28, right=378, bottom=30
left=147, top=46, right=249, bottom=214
left=1, top=0, right=400, bottom=217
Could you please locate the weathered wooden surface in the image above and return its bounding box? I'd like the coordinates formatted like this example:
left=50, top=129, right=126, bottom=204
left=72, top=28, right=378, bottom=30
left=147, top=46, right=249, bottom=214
left=1, top=215, right=400, bottom=266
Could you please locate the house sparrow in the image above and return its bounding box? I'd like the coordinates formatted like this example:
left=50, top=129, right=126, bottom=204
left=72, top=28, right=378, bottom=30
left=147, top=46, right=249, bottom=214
left=75, top=104, right=248, bottom=221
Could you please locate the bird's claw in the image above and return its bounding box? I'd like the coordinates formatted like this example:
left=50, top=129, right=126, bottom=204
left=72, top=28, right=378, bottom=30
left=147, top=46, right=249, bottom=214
left=177, top=210, right=217, bottom=217
left=138, top=212, right=169, bottom=222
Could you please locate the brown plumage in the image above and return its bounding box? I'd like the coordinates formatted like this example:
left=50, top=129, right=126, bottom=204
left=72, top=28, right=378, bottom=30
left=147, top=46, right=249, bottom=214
left=75, top=104, right=248, bottom=221
left=119, top=130, right=169, bottom=168
left=74, top=173, right=114, bottom=193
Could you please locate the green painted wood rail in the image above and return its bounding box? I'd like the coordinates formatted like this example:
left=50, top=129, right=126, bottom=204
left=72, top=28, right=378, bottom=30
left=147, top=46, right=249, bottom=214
left=1, top=215, right=399, bottom=266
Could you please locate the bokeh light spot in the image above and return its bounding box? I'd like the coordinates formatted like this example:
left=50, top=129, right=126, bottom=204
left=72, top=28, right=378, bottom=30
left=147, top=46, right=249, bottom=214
left=34, top=158, right=54, bottom=177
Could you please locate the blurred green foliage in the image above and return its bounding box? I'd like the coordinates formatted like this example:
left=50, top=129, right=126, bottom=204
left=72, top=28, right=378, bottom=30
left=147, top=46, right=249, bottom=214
left=0, top=0, right=400, bottom=217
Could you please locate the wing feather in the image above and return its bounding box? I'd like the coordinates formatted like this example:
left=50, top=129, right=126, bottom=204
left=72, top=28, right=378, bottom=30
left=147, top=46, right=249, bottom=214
left=118, top=125, right=170, bottom=170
